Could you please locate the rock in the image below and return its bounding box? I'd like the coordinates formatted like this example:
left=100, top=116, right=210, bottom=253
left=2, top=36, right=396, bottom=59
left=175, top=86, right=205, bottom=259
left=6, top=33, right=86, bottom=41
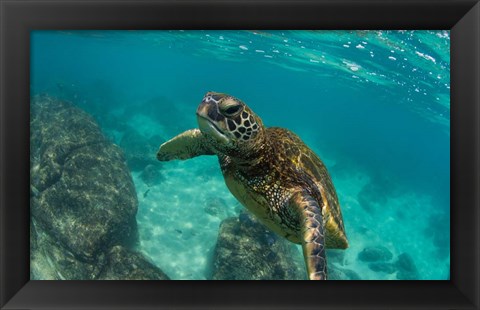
left=30, top=98, right=110, bottom=192
left=204, top=197, right=227, bottom=219
left=368, top=262, right=396, bottom=274
left=424, top=212, right=450, bottom=259
left=31, top=96, right=138, bottom=262
left=238, top=211, right=255, bottom=226
left=357, top=182, right=386, bottom=213
left=140, top=164, right=164, bottom=187
left=30, top=95, right=169, bottom=280
left=329, top=265, right=362, bottom=280
left=123, top=96, right=191, bottom=137
left=395, top=253, right=419, bottom=280
left=30, top=220, right=106, bottom=280
left=327, top=249, right=346, bottom=266
left=119, top=129, right=162, bottom=171
left=357, top=174, right=400, bottom=213
left=357, top=246, right=393, bottom=262
left=342, top=268, right=362, bottom=280
left=210, top=212, right=306, bottom=280
left=328, top=267, right=345, bottom=280
left=97, top=246, right=170, bottom=280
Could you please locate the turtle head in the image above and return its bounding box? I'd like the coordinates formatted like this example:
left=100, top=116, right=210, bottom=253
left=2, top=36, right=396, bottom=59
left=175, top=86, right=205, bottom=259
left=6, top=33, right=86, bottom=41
left=196, top=92, right=264, bottom=156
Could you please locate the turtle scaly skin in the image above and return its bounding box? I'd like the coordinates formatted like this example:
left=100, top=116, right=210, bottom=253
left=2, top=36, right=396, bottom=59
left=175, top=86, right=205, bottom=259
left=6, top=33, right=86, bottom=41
left=157, top=92, right=348, bottom=280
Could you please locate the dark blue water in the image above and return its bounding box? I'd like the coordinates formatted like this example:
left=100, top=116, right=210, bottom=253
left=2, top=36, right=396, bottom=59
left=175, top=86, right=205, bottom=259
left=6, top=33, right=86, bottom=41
left=31, top=30, right=450, bottom=280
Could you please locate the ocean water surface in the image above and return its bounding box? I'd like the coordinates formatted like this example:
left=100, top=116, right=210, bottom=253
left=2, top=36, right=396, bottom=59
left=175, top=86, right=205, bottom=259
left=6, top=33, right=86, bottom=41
left=30, top=30, right=450, bottom=280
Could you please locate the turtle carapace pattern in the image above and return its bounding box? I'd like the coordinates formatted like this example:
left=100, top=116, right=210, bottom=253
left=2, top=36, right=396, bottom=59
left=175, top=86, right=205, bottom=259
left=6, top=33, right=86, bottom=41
left=157, top=92, right=348, bottom=280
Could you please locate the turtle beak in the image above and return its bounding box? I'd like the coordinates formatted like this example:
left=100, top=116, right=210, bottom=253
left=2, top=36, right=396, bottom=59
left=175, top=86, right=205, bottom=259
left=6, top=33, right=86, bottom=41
left=196, top=92, right=226, bottom=117
left=196, top=95, right=229, bottom=144
left=196, top=93, right=226, bottom=122
left=196, top=101, right=209, bottom=119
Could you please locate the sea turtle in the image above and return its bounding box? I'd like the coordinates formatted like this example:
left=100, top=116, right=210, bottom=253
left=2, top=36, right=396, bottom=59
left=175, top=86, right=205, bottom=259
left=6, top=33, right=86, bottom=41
left=156, top=92, right=348, bottom=280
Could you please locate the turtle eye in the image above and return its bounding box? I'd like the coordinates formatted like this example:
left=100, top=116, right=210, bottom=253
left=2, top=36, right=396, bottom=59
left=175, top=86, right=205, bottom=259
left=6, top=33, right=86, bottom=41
left=223, top=105, right=242, bottom=116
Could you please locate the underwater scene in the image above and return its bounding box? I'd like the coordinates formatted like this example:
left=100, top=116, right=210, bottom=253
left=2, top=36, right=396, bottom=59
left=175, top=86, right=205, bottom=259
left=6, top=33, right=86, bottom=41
left=30, top=30, right=450, bottom=280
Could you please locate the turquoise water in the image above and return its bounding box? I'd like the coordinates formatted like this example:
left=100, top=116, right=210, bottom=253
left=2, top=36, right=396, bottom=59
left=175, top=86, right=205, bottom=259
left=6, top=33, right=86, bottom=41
left=31, top=30, right=450, bottom=280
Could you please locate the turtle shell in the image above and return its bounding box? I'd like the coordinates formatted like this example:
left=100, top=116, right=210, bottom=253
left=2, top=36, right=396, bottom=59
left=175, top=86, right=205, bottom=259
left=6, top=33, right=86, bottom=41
left=266, top=127, right=348, bottom=249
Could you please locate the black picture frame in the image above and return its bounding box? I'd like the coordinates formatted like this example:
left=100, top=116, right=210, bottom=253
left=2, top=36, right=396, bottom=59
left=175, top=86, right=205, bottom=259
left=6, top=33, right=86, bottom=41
left=1, top=0, right=479, bottom=309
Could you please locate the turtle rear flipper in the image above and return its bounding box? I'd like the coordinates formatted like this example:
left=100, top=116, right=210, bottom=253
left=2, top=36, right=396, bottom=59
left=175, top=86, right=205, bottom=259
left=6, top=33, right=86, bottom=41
left=292, top=192, right=327, bottom=280
left=157, top=129, right=215, bottom=161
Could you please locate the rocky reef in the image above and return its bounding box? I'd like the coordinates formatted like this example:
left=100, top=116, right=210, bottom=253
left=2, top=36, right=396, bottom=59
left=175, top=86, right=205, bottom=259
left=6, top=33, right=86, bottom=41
left=97, top=246, right=169, bottom=280
left=357, top=173, right=401, bottom=214
left=358, top=246, right=393, bottom=262
left=210, top=211, right=307, bottom=280
left=394, top=252, right=419, bottom=280
left=204, top=197, right=229, bottom=219
left=30, top=95, right=169, bottom=280
left=139, top=164, right=164, bottom=187
left=119, top=129, right=163, bottom=172
left=325, top=249, right=363, bottom=280
left=328, top=265, right=362, bottom=280
left=424, top=211, right=450, bottom=260
left=356, top=244, right=419, bottom=280
left=122, top=95, right=191, bottom=137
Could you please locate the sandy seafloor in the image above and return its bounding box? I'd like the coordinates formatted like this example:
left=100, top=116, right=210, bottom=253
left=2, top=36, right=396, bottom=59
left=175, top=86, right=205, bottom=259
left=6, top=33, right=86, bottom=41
left=132, top=153, right=448, bottom=280
left=31, top=30, right=451, bottom=280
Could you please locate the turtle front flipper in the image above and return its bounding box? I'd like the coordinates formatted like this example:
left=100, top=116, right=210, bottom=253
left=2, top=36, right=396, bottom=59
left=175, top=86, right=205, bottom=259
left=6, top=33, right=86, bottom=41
left=157, top=129, right=215, bottom=161
left=292, top=191, right=327, bottom=280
